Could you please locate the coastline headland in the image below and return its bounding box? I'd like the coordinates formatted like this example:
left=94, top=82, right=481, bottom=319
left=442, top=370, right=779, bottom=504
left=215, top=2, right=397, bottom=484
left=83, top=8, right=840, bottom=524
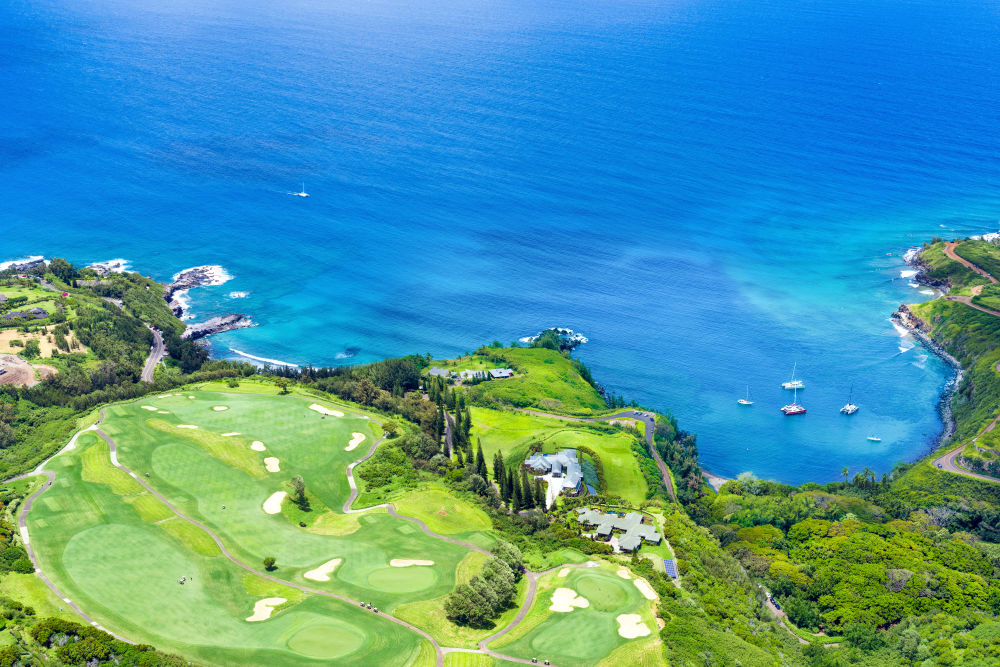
left=894, top=243, right=972, bottom=449
left=164, top=265, right=255, bottom=339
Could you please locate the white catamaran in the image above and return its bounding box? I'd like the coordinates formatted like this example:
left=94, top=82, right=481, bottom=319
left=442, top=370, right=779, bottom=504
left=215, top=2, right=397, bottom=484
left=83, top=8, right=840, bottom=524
left=840, top=385, right=859, bottom=415
left=781, top=388, right=806, bottom=415
left=781, top=362, right=804, bottom=390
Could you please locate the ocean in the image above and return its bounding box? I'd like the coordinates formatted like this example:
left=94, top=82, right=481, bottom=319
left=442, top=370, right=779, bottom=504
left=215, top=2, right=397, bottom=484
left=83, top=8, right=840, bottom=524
left=2, top=0, right=998, bottom=484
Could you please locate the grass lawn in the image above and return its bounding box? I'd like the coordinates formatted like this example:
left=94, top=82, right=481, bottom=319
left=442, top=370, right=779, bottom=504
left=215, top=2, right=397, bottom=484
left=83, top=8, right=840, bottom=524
left=392, top=486, right=492, bottom=536
left=471, top=408, right=648, bottom=504
left=0, top=573, right=78, bottom=621
left=24, top=391, right=482, bottom=665
left=465, top=348, right=606, bottom=415
left=488, top=562, right=659, bottom=667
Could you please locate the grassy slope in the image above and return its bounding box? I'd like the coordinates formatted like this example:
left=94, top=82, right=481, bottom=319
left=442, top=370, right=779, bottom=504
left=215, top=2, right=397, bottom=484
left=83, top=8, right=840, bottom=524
left=465, top=348, right=606, bottom=415
left=954, top=240, right=1000, bottom=282
left=919, top=241, right=988, bottom=290
left=471, top=407, right=648, bottom=503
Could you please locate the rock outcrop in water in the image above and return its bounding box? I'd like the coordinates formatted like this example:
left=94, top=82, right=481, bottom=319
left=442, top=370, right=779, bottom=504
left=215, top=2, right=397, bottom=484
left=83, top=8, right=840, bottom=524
left=183, top=314, right=255, bottom=340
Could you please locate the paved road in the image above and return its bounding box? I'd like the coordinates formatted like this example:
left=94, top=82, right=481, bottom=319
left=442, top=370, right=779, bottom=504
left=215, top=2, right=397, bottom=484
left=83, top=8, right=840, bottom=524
left=140, top=327, right=165, bottom=383
left=932, top=411, right=1000, bottom=484
left=944, top=241, right=998, bottom=283
left=509, top=408, right=678, bottom=501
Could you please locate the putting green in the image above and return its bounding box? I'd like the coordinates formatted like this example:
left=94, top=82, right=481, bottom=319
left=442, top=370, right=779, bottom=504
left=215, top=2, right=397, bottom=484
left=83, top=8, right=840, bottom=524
left=287, top=623, right=365, bottom=658
left=575, top=573, right=630, bottom=612
left=25, top=391, right=473, bottom=666
left=367, top=566, right=438, bottom=592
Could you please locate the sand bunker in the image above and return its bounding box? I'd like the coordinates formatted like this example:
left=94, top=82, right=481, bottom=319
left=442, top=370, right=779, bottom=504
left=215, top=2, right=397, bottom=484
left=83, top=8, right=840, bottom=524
left=221, top=432, right=240, bottom=437
left=264, top=457, right=280, bottom=472
left=188, top=395, right=195, bottom=399
left=304, top=558, right=343, bottom=582
left=157, top=410, right=169, bottom=414
left=345, top=432, right=366, bottom=451
left=634, top=579, right=657, bottom=600
left=141, top=406, right=158, bottom=411
left=617, top=568, right=632, bottom=580
left=549, top=588, right=589, bottom=612
left=246, top=597, right=286, bottom=622
left=558, top=568, right=570, bottom=577
left=158, top=394, right=173, bottom=398
left=309, top=403, right=344, bottom=417
left=213, top=406, right=228, bottom=411
left=616, top=614, right=651, bottom=638
left=251, top=441, right=266, bottom=451
left=177, top=425, right=198, bottom=429
left=263, top=491, right=287, bottom=514
left=390, top=559, right=435, bottom=567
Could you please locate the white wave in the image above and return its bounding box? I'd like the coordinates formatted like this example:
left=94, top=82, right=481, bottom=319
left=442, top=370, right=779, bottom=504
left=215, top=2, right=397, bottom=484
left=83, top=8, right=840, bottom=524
left=907, top=281, right=921, bottom=289
left=171, top=265, right=233, bottom=287
left=87, top=258, right=130, bottom=274
left=228, top=291, right=250, bottom=299
left=171, top=290, right=195, bottom=320
left=902, top=247, right=922, bottom=264
left=919, top=289, right=935, bottom=295
left=0, top=255, right=45, bottom=271
left=899, top=269, right=917, bottom=279
left=971, top=232, right=1000, bottom=243
left=229, top=348, right=299, bottom=368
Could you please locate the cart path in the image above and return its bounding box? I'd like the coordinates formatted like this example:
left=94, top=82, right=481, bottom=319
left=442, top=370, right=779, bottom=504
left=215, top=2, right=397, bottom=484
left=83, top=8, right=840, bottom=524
left=507, top=408, right=680, bottom=500
left=944, top=241, right=998, bottom=283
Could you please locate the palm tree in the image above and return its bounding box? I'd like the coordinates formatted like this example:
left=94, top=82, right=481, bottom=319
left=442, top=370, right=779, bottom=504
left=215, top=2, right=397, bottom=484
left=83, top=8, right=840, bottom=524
left=841, top=467, right=849, bottom=485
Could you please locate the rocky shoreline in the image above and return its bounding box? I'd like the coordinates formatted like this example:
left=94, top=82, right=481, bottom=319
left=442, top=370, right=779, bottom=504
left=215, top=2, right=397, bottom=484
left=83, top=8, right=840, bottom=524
left=164, top=265, right=256, bottom=340
left=893, top=246, right=963, bottom=446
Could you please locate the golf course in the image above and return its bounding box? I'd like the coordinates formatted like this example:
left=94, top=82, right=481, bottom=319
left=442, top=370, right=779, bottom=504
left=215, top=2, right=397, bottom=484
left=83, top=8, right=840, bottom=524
left=22, top=389, right=479, bottom=665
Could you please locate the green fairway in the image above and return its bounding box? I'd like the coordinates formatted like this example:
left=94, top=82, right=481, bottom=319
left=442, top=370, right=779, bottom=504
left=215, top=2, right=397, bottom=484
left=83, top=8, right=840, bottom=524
left=392, top=486, right=492, bottom=536
left=471, top=408, right=648, bottom=503
left=488, top=563, right=659, bottom=667
left=23, top=390, right=480, bottom=665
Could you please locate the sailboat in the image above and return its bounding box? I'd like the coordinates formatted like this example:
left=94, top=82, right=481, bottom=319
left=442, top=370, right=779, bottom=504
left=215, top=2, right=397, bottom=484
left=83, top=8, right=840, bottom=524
left=781, top=362, right=804, bottom=390
left=781, top=388, right=806, bottom=415
left=737, top=385, right=754, bottom=405
left=840, top=385, right=859, bottom=415
left=867, top=435, right=882, bottom=442
left=291, top=183, right=309, bottom=198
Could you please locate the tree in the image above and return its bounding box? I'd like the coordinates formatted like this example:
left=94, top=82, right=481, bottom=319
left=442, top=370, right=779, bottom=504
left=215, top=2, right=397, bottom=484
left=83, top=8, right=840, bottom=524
left=226, top=377, right=239, bottom=388
left=290, top=475, right=310, bottom=511
left=533, top=478, right=545, bottom=508
left=21, top=340, right=40, bottom=359
left=263, top=556, right=277, bottom=571
left=382, top=419, right=399, bottom=437
left=475, top=440, right=487, bottom=479
left=274, top=377, right=290, bottom=394
left=520, top=467, right=534, bottom=509
left=492, top=451, right=505, bottom=486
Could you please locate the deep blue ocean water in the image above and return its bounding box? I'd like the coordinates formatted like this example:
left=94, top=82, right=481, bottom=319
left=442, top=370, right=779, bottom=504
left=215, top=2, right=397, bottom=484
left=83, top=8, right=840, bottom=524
left=2, top=0, right=999, bottom=484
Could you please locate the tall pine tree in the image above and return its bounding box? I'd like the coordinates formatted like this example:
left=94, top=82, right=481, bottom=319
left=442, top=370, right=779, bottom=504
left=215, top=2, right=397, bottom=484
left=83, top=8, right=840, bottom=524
left=493, top=452, right=505, bottom=486
left=520, top=468, right=534, bottom=509
left=533, top=478, right=545, bottom=508
left=475, top=441, right=488, bottom=479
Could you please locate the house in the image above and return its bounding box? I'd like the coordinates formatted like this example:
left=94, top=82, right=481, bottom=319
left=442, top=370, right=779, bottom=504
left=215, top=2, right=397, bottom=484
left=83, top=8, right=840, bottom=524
left=0, top=294, right=6, bottom=303
left=575, top=508, right=662, bottom=553
left=488, top=368, right=514, bottom=379
left=458, top=370, right=487, bottom=380
left=29, top=307, right=47, bottom=319
left=524, top=449, right=585, bottom=506
left=2, top=312, right=27, bottom=320
left=427, top=367, right=452, bottom=378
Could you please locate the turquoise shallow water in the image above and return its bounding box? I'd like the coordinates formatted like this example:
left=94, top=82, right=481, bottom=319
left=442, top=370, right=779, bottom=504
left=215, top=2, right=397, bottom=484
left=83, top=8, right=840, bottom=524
left=2, top=0, right=999, bottom=483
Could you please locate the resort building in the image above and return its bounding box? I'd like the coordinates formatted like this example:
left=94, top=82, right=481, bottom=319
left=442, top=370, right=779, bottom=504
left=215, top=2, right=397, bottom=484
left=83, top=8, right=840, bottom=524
left=488, top=368, right=514, bottom=379
left=575, top=508, right=663, bottom=553
left=524, top=449, right=585, bottom=507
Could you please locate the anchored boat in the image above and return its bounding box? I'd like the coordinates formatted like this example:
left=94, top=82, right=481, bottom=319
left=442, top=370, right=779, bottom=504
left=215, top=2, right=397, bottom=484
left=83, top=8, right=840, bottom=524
left=738, top=385, right=754, bottom=405
left=781, top=388, right=806, bottom=415
left=781, top=362, right=804, bottom=390
left=840, top=385, right=859, bottom=415
left=867, top=435, right=882, bottom=442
